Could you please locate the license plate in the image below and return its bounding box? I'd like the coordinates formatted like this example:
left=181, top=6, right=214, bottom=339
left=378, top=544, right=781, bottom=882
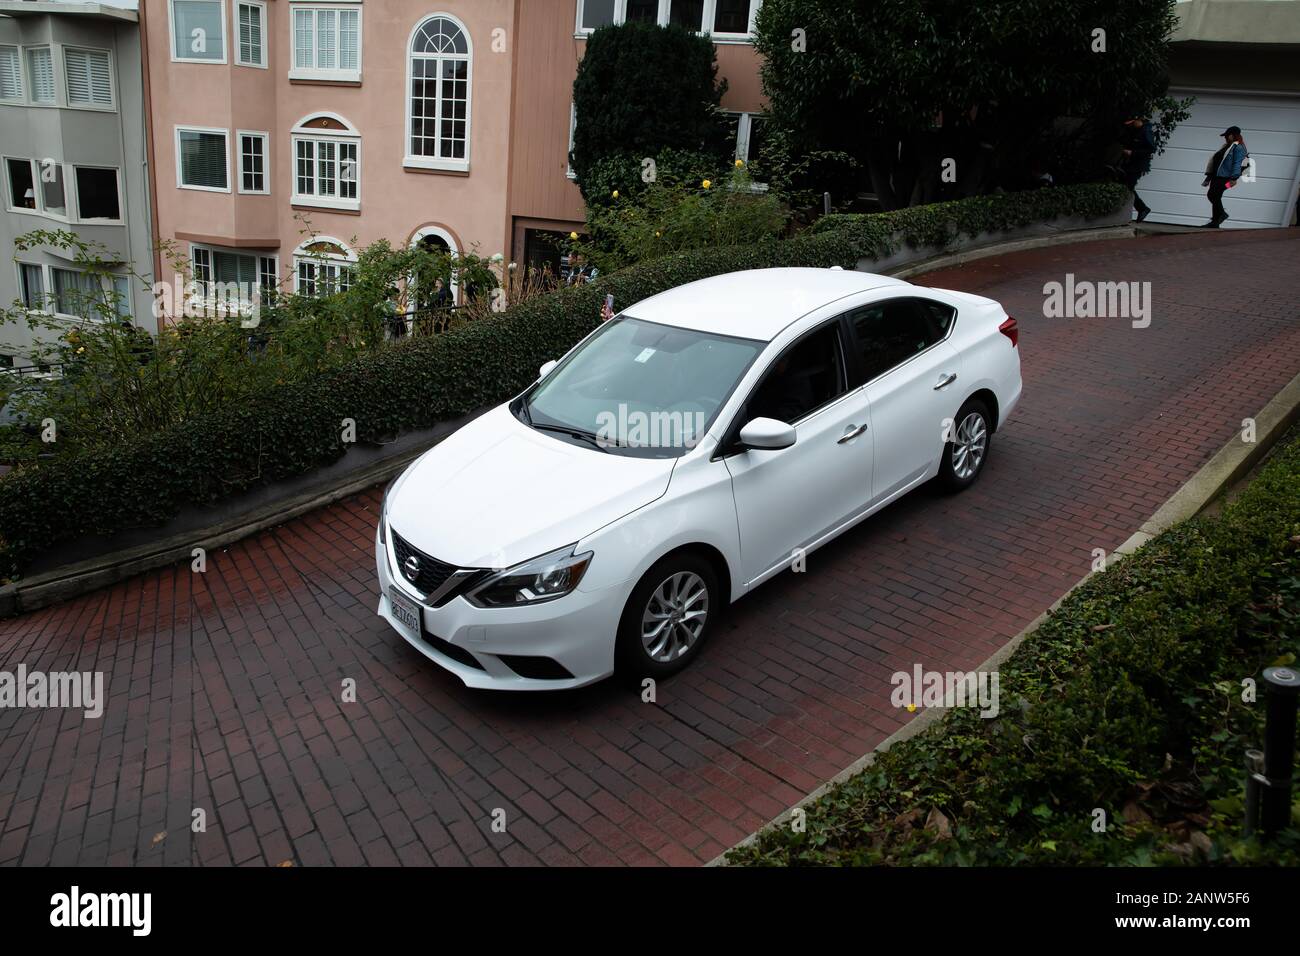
left=389, top=587, right=421, bottom=634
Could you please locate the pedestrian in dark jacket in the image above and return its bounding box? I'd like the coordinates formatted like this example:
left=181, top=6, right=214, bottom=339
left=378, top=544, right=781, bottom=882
left=1120, top=115, right=1156, bottom=222
left=1201, top=125, right=1248, bottom=228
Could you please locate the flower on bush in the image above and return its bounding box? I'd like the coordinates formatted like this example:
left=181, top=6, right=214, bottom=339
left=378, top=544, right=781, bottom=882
left=702, top=179, right=712, bottom=189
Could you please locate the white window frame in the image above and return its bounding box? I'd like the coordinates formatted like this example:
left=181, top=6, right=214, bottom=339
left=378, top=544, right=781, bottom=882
left=292, top=236, right=357, bottom=296
left=290, top=114, right=360, bottom=210
left=189, top=242, right=279, bottom=315
left=62, top=46, right=116, bottom=111
left=3, top=157, right=71, bottom=222
left=236, top=0, right=268, bottom=69
left=404, top=12, right=473, bottom=173
left=0, top=44, right=24, bottom=103
left=288, top=1, right=363, bottom=82
left=25, top=45, right=57, bottom=105
left=575, top=1, right=761, bottom=41
left=19, top=261, right=128, bottom=322
left=168, top=0, right=229, bottom=65
left=174, top=125, right=231, bottom=193
left=70, top=164, right=125, bottom=224
left=15, top=261, right=47, bottom=312
left=237, top=129, right=271, bottom=194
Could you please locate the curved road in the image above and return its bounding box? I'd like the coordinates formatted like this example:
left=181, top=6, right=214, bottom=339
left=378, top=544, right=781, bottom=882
left=2, top=229, right=1298, bottom=866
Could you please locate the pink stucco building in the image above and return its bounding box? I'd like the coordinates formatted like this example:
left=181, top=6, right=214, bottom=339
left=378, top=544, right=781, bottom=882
left=140, top=0, right=766, bottom=308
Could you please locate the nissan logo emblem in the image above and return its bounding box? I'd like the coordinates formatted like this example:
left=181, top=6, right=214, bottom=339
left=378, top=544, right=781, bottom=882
left=403, top=555, right=421, bottom=582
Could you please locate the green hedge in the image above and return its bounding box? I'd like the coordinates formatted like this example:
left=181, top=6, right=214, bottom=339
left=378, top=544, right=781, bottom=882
left=811, top=182, right=1131, bottom=241
left=0, top=183, right=1129, bottom=580
left=728, top=426, right=1300, bottom=866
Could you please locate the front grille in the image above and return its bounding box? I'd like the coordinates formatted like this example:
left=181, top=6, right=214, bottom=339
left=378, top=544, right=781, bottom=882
left=391, top=531, right=458, bottom=597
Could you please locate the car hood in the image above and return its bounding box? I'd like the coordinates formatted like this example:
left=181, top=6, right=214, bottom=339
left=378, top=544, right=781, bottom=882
left=387, top=404, right=676, bottom=569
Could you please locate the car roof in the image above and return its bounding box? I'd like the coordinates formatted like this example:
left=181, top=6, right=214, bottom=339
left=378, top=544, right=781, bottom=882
left=622, top=267, right=912, bottom=342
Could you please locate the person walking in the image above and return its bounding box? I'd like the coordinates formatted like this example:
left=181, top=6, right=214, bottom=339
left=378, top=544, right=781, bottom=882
left=1119, top=115, right=1155, bottom=222
left=1201, top=126, right=1248, bottom=228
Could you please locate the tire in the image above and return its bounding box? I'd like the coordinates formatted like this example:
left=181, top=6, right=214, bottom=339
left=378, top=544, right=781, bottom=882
left=939, top=398, right=992, bottom=492
left=616, top=552, right=719, bottom=682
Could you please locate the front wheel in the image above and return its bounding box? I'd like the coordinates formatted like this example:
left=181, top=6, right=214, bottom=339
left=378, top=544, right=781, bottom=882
left=616, top=553, right=719, bottom=682
left=939, top=399, right=992, bottom=492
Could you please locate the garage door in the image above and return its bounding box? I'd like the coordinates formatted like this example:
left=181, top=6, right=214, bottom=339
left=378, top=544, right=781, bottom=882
left=1139, top=90, right=1300, bottom=228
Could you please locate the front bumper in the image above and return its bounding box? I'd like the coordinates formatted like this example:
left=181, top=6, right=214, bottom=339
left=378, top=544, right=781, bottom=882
left=375, top=525, right=626, bottom=690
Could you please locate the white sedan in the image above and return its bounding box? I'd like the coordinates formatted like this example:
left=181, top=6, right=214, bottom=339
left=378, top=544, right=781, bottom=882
left=377, top=268, right=1021, bottom=690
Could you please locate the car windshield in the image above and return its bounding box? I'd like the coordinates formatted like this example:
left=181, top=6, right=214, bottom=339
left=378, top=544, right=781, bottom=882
left=519, top=316, right=764, bottom=458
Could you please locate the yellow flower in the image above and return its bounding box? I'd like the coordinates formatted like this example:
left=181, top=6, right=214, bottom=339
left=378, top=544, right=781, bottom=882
left=702, top=179, right=712, bottom=189
left=611, top=190, right=619, bottom=199
left=569, top=231, right=579, bottom=240
left=76, top=346, right=85, bottom=354
left=655, top=231, right=661, bottom=238
left=735, top=159, right=744, bottom=168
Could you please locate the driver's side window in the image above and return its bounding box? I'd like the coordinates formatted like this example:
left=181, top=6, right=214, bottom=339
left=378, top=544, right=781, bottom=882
left=747, top=321, right=848, bottom=426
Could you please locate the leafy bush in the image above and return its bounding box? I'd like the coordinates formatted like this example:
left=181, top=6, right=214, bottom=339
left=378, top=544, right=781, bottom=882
left=571, top=21, right=730, bottom=199
left=753, top=0, right=1179, bottom=206
left=573, top=162, right=790, bottom=273
left=579, top=148, right=726, bottom=212
left=728, top=428, right=1300, bottom=866
left=0, top=184, right=1128, bottom=580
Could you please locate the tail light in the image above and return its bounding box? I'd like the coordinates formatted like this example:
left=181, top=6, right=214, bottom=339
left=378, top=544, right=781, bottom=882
left=998, top=316, right=1019, bottom=348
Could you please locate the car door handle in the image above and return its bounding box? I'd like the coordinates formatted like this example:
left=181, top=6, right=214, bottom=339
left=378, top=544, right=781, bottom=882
left=933, top=372, right=957, bottom=390
left=837, top=423, right=868, bottom=444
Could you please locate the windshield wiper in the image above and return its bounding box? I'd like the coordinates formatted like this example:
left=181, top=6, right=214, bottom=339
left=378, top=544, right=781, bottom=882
left=531, top=423, right=610, bottom=453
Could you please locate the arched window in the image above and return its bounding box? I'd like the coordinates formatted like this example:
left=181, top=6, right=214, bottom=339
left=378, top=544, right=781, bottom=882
left=293, top=236, right=356, bottom=297
left=290, top=113, right=361, bottom=211
left=405, top=15, right=471, bottom=171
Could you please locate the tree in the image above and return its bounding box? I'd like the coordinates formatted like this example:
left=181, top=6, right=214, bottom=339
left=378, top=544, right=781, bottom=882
left=754, top=0, right=1180, bottom=209
left=571, top=21, right=730, bottom=202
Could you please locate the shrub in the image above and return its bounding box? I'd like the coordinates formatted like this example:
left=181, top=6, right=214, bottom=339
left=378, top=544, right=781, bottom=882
left=726, top=426, right=1300, bottom=866
left=571, top=22, right=730, bottom=199
left=0, top=184, right=1129, bottom=580
left=574, top=162, right=790, bottom=273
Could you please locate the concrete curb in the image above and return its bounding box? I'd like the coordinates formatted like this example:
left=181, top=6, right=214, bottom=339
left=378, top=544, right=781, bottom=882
left=885, top=224, right=1137, bottom=280
left=708, top=369, right=1300, bottom=867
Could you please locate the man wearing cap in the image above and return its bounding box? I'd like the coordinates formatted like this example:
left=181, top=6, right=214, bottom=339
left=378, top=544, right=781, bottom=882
left=1201, top=125, right=1248, bottom=228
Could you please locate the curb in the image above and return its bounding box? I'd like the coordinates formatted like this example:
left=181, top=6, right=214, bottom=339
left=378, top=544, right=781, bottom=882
left=708, top=366, right=1300, bottom=867
left=0, top=451, right=420, bottom=619
left=884, top=224, right=1137, bottom=280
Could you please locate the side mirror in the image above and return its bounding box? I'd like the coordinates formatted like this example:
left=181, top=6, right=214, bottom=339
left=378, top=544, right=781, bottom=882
left=738, top=417, right=796, bottom=451
left=538, top=359, right=558, bottom=379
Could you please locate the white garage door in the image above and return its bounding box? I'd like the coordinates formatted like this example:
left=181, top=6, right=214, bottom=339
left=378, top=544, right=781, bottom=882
left=1140, top=89, right=1300, bottom=228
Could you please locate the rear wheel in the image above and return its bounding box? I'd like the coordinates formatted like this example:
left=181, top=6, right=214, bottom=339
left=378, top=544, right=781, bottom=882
left=616, top=553, right=718, bottom=681
left=939, top=399, right=992, bottom=492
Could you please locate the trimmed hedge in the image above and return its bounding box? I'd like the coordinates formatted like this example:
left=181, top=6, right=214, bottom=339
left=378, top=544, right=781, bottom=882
left=0, top=183, right=1129, bottom=581
left=727, top=427, right=1300, bottom=866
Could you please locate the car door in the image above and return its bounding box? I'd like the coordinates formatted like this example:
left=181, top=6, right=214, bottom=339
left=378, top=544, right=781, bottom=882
left=722, top=317, right=875, bottom=586
left=851, top=296, right=961, bottom=504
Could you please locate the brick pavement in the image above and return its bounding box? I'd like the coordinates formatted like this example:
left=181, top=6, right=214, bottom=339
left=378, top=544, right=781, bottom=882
left=1, top=228, right=1297, bottom=866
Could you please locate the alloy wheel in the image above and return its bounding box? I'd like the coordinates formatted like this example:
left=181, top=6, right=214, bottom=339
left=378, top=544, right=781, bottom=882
left=951, top=411, right=987, bottom=480
left=640, top=571, right=709, bottom=663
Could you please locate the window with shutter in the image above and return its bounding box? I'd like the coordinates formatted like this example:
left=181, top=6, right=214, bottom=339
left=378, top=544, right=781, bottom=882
left=289, top=5, right=361, bottom=80
left=65, top=49, right=114, bottom=108
left=177, top=128, right=229, bottom=190
left=0, top=46, right=21, bottom=101
left=238, top=2, right=265, bottom=67
left=26, top=47, right=54, bottom=103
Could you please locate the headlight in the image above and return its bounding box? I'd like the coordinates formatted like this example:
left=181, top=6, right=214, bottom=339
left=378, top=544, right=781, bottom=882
left=466, top=545, right=593, bottom=608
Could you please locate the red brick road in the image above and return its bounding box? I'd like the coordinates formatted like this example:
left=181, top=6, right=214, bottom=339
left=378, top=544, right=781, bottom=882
left=2, top=230, right=1298, bottom=867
